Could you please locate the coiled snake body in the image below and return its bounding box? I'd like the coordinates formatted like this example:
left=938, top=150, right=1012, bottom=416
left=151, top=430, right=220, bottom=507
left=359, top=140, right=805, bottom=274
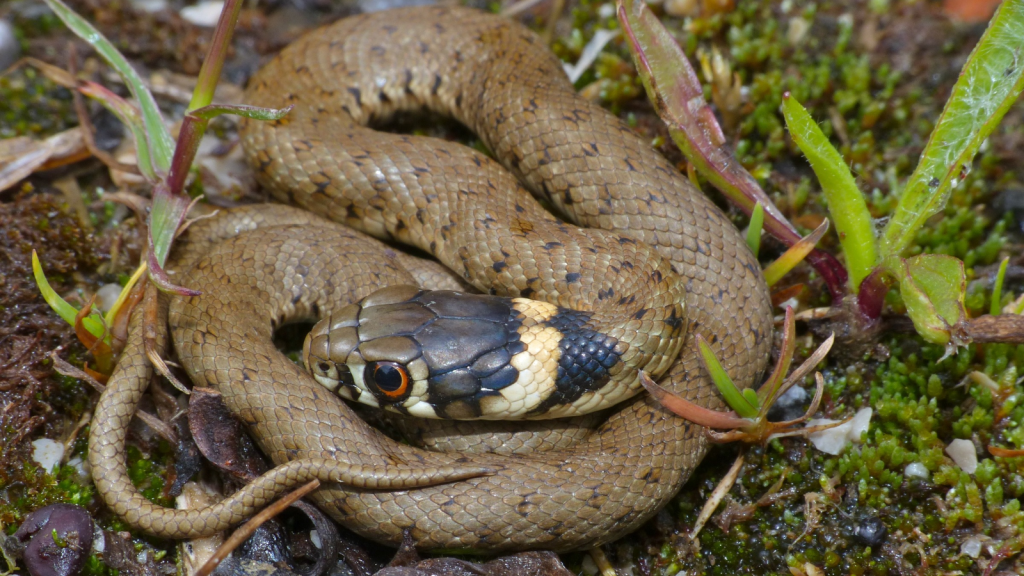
left=89, top=6, right=772, bottom=552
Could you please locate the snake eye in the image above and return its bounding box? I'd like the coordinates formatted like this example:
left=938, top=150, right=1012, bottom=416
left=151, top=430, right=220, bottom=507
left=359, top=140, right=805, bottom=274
left=366, top=361, right=409, bottom=400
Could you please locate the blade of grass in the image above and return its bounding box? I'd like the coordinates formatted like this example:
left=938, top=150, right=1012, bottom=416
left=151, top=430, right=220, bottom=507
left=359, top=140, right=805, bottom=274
left=782, top=93, right=877, bottom=290
left=696, top=335, right=759, bottom=418
left=43, top=0, right=174, bottom=173
left=78, top=81, right=157, bottom=181
left=881, top=0, right=1024, bottom=260
left=747, top=202, right=764, bottom=258
left=616, top=0, right=848, bottom=299
left=762, top=219, right=829, bottom=287
left=187, top=0, right=244, bottom=112
left=991, top=257, right=1010, bottom=316
left=32, top=250, right=107, bottom=343
left=639, top=371, right=751, bottom=428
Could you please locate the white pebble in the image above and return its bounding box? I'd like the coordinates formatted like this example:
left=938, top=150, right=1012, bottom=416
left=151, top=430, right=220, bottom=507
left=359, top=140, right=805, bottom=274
left=806, top=408, right=872, bottom=456
left=946, top=439, right=978, bottom=474
left=130, top=0, right=169, bottom=13
left=904, top=462, right=929, bottom=480
left=960, top=536, right=983, bottom=558
left=310, top=529, right=321, bottom=549
left=96, top=283, right=124, bottom=313
left=0, top=19, right=19, bottom=72
left=180, top=1, right=224, bottom=27
left=31, top=438, right=64, bottom=472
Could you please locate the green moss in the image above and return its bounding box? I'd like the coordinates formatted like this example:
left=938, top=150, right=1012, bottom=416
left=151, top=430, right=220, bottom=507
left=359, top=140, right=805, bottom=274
left=0, top=68, right=76, bottom=139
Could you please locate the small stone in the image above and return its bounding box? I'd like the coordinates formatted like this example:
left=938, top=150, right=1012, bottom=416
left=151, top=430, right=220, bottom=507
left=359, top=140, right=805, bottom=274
left=0, top=19, right=19, bottom=72
left=806, top=407, right=872, bottom=455
left=946, top=438, right=978, bottom=473
left=663, top=0, right=699, bottom=18
left=904, top=462, right=929, bottom=480
left=15, top=504, right=95, bottom=576
left=180, top=1, right=224, bottom=27
left=31, top=438, right=64, bottom=473
left=960, top=536, right=984, bottom=558
left=96, top=283, right=124, bottom=313
left=129, top=0, right=169, bottom=13
left=853, top=516, right=887, bottom=547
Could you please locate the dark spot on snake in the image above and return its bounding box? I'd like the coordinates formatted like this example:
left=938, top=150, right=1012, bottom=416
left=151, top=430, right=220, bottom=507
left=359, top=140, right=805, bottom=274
left=311, top=302, right=320, bottom=317
left=618, top=236, right=635, bottom=245
left=514, top=203, right=526, bottom=213
left=622, top=261, right=634, bottom=270
left=347, top=87, right=362, bottom=107
left=565, top=272, right=581, bottom=284
left=520, top=287, right=534, bottom=299
left=624, top=158, right=638, bottom=172
left=563, top=190, right=573, bottom=205
left=292, top=139, right=313, bottom=152
left=370, top=45, right=386, bottom=57
left=651, top=270, right=663, bottom=283
left=418, top=41, right=429, bottom=54
left=379, top=90, right=391, bottom=104
left=431, top=73, right=443, bottom=95
left=492, top=261, right=507, bottom=272
left=633, top=309, right=648, bottom=320
left=598, top=288, right=614, bottom=300
left=665, top=308, right=682, bottom=330
left=455, top=92, right=464, bottom=108
left=429, top=241, right=437, bottom=254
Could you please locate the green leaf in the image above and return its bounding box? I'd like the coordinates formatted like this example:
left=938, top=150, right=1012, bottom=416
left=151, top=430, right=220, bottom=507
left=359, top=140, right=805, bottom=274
left=882, top=0, right=1024, bottom=259
left=991, top=257, right=1010, bottom=316
left=746, top=202, right=764, bottom=257
left=78, top=81, right=156, bottom=182
left=42, top=0, right=175, bottom=173
left=189, top=103, right=293, bottom=122
left=31, top=250, right=107, bottom=343
left=899, top=254, right=968, bottom=347
left=696, top=334, right=759, bottom=418
left=782, top=94, right=877, bottom=290
left=615, top=0, right=849, bottom=297
left=762, top=219, right=829, bottom=287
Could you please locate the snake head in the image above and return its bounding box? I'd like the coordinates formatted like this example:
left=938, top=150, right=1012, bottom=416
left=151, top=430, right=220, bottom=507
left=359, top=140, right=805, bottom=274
left=302, top=285, right=626, bottom=419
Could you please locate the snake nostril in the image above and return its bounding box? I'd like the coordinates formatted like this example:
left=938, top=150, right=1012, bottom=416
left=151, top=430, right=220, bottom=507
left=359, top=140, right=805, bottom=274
left=317, top=361, right=331, bottom=374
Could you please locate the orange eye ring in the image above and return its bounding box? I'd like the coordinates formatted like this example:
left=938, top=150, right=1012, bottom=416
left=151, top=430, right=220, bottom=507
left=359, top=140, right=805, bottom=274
left=367, top=361, right=410, bottom=400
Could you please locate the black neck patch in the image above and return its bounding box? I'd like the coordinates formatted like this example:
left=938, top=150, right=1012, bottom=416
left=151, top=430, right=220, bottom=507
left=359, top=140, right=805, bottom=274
left=529, top=308, right=622, bottom=415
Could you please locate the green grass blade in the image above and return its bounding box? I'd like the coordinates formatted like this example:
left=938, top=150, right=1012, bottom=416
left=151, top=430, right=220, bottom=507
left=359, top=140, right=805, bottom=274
left=31, top=250, right=107, bottom=342
left=782, top=94, right=877, bottom=290
left=746, top=202, right=764, bottom=258
left=78, top=81, right=156, bottom=181
left=762, top=219, right=829, bottom=287
left=42, top=0, right=175, bottom=173
left=696, top=334, right=759, bottom=418
left=991, top=257, right=1009, bottom=316
left=881, top=0, right=1024, bottom=259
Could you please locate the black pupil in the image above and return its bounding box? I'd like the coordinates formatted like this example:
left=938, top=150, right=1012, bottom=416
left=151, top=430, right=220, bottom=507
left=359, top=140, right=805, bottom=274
left=373, top=363, right=404, bottom=391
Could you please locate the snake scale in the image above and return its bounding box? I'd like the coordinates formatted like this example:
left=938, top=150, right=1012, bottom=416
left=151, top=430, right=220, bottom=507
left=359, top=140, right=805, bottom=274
left=88, top=6, right=773, bottom=552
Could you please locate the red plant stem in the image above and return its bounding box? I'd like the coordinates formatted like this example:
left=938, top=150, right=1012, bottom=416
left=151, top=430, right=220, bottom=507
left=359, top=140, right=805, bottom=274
left=856, top=267, right=889, bottom=321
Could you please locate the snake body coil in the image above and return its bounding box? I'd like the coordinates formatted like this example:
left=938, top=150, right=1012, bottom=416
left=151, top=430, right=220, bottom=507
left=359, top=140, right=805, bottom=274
left=89, top=6, right=773, bottom=552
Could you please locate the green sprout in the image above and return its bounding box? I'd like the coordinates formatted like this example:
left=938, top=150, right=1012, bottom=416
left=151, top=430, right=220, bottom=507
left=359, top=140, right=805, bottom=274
left=991, top=257, right=1010, bottom=316
left=641, top=308, right=841, bottom=444
left=746, top=202, right=764, bottom=258
left=32, top=0, right=290, bottom=373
